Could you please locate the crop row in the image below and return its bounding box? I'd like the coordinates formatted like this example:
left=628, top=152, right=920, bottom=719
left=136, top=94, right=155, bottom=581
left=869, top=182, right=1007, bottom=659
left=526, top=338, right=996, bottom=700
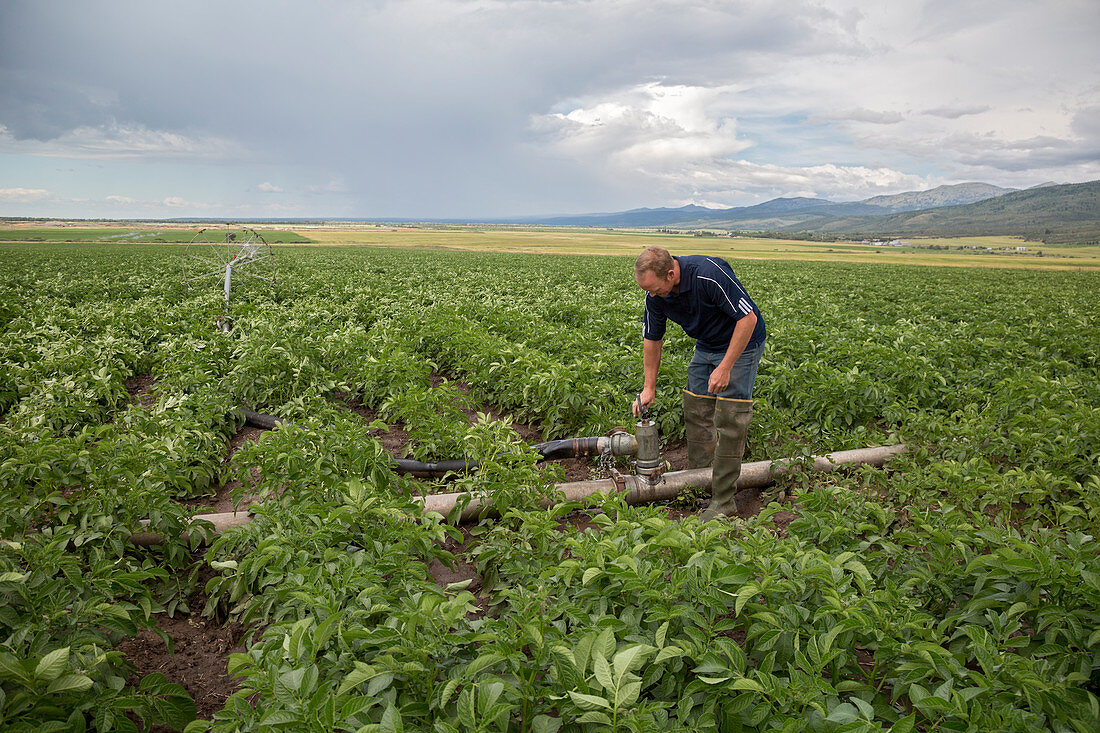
left=0, top=242, right=1098, bottom=731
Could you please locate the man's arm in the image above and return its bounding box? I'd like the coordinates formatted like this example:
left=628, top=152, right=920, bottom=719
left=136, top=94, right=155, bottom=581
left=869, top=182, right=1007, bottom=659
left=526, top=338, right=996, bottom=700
left=634, top=337, right=663, bottom=416
left=707, top=311, right=757, bottom=394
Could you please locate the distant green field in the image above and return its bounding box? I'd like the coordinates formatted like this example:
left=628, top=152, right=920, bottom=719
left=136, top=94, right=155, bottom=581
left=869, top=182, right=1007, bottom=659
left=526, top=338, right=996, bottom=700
left=2, top=242, right=1098, bottom=730
left=300, top=225, right=1100, bottom=271
left=0, top=227, right=313, bottom=244
left=3, top=224, right=1099, bottom=270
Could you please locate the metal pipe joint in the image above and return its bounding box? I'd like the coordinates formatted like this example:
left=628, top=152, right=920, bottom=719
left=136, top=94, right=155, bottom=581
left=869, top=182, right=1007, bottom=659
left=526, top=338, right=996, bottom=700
left=633, top=419, right=661, bottom=485
left=595, top=430, right=638, bottom=457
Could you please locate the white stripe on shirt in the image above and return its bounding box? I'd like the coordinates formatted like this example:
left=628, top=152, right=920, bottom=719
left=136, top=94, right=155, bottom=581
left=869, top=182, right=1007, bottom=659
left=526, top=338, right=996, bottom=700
left=697, top=275, right=737, bottom=312
left=705, top=257, right=750, bottom=298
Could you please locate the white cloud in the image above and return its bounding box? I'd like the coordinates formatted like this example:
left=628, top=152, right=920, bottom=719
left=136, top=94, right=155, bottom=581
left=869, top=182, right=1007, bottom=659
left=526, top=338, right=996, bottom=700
left=923, top=105, right=991, bottom=120
left=104, top=194, right=137, bottom=204
left=0, top=0, right=1096, bottom=216
left=0, top=122, right=246, bottom=161
left=812, top=109, right=906, bottom=125
left=532, top=82, right=934, bottom=204
left=533, top=82, right=751, bottom=171
left=0, top=187, right=51, bottom=201
left=307, top=178, right=349, bottom=195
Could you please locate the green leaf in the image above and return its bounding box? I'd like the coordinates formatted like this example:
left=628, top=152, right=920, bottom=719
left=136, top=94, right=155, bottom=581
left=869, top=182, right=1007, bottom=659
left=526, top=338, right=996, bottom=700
left=531, top=715, right=563, bottom=733
left=46, top=674, right=93, bottom=695
left=850, top=696, right=874, bottom=719
left=908, top=683, right=929, bottom=704
left=617, top=679, right=641, bottom=707
left=0, top=653, right=31, bottom=684
left=466, top=652, right=505, bottom=677
left=612, top=644, right=653, bottom=678
left=35, top=647, right=70, bottom=682
left=889, top=715, right=917, bottom=733
left=380, top=703, right=404, bottom=733
left=732, top=678, right=764, bottom=692
left=735, top=582, right=759, bottom=616
left=367, top=672, right=394, bottom=697
left=825, top=702, right=859, bottom=723
left=593, top=653, right=614, bottom=692
left=595, top=627, right=616, bottom=662
left=458, top=687, right=477, bottom=728
left=567, top=691, right=611, bottom=710
left=655, top=621, right=669, bottom=649
left=260, top=710, right=301, bottom=726
left=582, top=567, right=603, bottom=585
left=438, top=677, right=461, bottom=706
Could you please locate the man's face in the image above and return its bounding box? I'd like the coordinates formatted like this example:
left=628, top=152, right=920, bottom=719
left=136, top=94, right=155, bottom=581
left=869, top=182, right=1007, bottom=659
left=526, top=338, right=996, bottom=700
left=636, top=269, right=675, bottom=298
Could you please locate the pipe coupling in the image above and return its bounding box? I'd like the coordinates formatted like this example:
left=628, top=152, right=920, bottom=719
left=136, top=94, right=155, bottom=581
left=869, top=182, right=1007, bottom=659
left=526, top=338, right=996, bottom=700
left=633, top=419, right=661, bottom=483
left=597, top=431, right=638, bottom=456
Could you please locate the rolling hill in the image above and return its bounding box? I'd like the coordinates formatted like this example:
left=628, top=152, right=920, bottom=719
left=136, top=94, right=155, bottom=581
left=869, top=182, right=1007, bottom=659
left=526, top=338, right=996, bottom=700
left=514, top=180, right=1098, bottom=244
left=789, top=180, right=1100, bottom=244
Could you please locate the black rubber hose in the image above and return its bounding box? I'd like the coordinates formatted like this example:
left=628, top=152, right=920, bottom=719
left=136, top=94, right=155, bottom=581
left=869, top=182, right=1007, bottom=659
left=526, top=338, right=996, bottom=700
left=392, top=458, right=480, bottom=477
left=239, top=408, right=606, bottom=471
left=240, top=409, right=285, bottom=430
left=534, top=437, right=603, bottom=460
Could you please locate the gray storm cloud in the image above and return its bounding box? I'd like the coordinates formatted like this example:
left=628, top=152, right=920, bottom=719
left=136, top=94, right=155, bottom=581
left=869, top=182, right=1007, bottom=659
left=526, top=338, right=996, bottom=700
left=1, top=0, right=1098, bottom=217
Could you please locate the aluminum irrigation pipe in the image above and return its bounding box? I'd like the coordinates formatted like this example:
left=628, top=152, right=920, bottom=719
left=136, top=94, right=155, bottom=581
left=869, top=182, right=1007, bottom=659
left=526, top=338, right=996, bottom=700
left=129, top=511, right=253, bottom=547
left=420, top=443, right=907, bottom=523
left=130, top=443, right=906, bottom=544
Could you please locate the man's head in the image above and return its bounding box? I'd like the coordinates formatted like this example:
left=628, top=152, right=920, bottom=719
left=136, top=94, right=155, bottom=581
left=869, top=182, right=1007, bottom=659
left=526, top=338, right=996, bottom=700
left=634, top=246, right=677, bottom=297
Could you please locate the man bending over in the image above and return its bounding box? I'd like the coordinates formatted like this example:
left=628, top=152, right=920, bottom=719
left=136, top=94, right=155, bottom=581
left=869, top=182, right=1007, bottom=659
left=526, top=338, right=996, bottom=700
left=633, top=246, right=766, bottom=520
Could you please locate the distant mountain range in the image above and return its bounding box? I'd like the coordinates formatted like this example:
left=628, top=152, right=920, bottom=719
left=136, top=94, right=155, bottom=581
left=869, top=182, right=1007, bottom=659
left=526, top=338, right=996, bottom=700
left=150, top=179, right=1098, bottom=245
left=505, top=180, right=1098, bottom=244
left=514, top=182, right=1021, bottom=227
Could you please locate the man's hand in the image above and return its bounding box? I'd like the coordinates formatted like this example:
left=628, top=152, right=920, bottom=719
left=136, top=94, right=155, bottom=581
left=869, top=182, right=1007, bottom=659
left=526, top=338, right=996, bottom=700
left=708, top=365, right=731, bottom=395
left=633, top=386, right=656, bottom=417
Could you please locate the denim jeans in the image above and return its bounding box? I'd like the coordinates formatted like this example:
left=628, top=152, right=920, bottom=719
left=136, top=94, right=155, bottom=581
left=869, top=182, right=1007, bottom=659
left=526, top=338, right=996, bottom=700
left=686, top=339, right=765, bottom=400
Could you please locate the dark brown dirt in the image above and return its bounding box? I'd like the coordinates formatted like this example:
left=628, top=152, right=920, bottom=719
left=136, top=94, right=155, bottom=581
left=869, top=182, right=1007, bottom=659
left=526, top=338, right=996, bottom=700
left=662, top=439, right=689, bottom=471
left=178, top=424, right=265, bottom=514
left=768, top=509, right=801, bottom=537
left=119, top=614, right=247, bottom=728
left=125, top=373, right=158, bottom=408
left=117, top=564, right=249, bottom=729
left=426, top=526, right=490, bottom=619
left=333, top=391, right=410, bottom=456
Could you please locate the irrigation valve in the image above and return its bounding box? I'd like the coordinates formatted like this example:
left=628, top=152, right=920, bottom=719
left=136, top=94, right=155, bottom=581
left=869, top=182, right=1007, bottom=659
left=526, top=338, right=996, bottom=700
left=633, top=418, right=661, bottom=485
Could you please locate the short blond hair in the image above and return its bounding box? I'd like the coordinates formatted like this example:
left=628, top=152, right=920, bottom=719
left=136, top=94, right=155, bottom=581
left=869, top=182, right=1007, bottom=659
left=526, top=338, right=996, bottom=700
left=634, top=246, right=674, bottom=278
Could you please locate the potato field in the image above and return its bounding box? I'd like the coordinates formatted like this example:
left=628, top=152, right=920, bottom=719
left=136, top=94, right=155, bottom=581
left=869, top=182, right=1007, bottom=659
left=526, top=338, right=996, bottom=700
left=1, top=241, right=1098, bottom=732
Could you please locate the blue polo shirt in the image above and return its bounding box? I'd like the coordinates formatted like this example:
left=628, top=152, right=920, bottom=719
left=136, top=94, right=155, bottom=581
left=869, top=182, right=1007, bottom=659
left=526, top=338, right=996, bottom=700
left=642, top=255, right=766, bottom=354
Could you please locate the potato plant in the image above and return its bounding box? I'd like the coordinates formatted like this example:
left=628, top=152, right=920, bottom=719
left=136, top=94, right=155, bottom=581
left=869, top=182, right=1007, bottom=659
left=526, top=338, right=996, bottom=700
left=0, top=242, right=1097, bottom=731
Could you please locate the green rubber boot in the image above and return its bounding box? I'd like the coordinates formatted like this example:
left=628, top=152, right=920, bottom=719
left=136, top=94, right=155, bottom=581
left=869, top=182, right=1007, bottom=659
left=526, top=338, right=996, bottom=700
left=682, top=389, right=717, bottom=469
left=701, top=398, right=753, bottom=521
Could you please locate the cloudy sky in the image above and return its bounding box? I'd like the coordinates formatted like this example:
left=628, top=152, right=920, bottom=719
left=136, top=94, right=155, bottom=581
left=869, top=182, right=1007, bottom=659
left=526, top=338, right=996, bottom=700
left=1, top=0, right=1098, bottom=219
